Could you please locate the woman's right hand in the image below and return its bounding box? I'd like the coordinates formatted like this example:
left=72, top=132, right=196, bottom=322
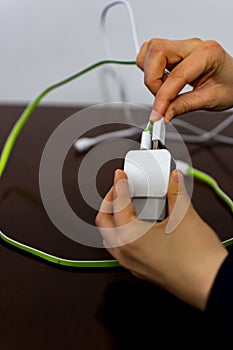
left=136, top=38, right=233, bottom=122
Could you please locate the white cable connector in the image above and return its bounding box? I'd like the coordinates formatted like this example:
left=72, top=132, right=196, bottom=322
left=74, top=126, right=141, bottom=153
left=152, top=118, right=166, bottom=144
left=123, top=117, right=174, bottom=221
left=175, top=160, right=190, bottom=175
left=74, top=137, right=96, bottom=153
left=74, top=118, right=166, bottom=153
left=140, top=118, right=166, bottom=150
left=140, top=131, right=152, bottom=149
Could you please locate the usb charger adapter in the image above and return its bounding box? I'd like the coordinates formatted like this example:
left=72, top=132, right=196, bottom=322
left=123, top=118, right=175, bottom=221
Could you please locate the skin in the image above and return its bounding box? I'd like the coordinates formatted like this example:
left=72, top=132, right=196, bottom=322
left=96, top=169, right=227, bottom=311
left=96, top=38, right=233, bottom=311
left=136, top=38, right=233, bottom=122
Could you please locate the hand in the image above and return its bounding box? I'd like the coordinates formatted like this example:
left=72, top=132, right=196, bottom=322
left=136, top=38, right=233, bottom=122
left=95, top=169, right=228, bottom=310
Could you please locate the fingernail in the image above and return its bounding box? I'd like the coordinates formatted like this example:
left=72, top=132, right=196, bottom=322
left=172, top=170, right=183, bottom=182
left=149, top=110, right=163, bottom=122
left=114, top=169, right=121, bottom=181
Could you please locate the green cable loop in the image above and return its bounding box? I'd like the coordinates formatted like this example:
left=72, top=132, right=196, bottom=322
left=0, top=230, right=120, bottom=267
left=0, top=59, right=136, bottom=178
left=0, top=58, right=232, bottom=267
left=0, top=59, right=136, bottom=267
left=186, top=166, right=233, bottom=213
left=186, top=165, right=233, bottom=248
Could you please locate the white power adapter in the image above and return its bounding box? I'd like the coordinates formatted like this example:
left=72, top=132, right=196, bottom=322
left=123, top=118, right=175, bottom=221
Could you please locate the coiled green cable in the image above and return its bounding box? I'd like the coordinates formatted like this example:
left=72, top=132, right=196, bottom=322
left=0, top=60, right=232, bottom=266
left=187, top=166, right=233, bottom=247
left=186, top=166, right=233, bottom=214
left=0, top=59, right=135, bottom=178
left=0, top=59, right=137, bottom=267
left=180, top=163, right=233, bottom=247
left=0, top=230, right=120, bottom=267
left=144, top=124, right=233, bottom=247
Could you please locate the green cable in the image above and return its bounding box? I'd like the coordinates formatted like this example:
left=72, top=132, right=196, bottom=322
left=143, top=120, right=232, bottom=248
left=0, top=59, right=136, bottom=178
left=186, top=166, right=233, bottom=213
left=140, top=129, right=233, bottom=247
left=0, top=59, right=232, bottom=266
left=144, top=121, right=153, bottom=132
left=0, top=230, right=120, bottom=267
left=186, top=165, right=233, bottom=248
left=0, top=59, right=137, bottom=267
left=222, top=238, right=233, bottom=248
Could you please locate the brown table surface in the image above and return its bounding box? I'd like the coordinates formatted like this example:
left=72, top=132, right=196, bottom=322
left=0, top=104, right=232, bottom=349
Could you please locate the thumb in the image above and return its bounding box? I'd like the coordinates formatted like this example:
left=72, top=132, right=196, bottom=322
left=165, top=170, right=192, bottom=233
left=167, top=170, right=191, bottom=215
left=112, top=169, right=137, bottom=227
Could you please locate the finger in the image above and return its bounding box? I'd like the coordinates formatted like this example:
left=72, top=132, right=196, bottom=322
left=103, top=240, right=130, bottom=270
left=136, top=40, right=183, bottom=90
left=96, top=187, right=118, bottom=247
left=165, top=170, right=193, bottom=233
left=102, top=239, right=117, bottom=256
left=112, top=169, right=137, bottom=227
left=103, top=240, right=118, bottom=258
left=142, top=38, right=202, bottom=98
left=95, top=186, right=114, bottom=229
left=143, top=46, right=166, bottom=94
left=152, top=40, right=214, bottom=118
left=136, top=41, right=148, bottom=70
left=167, top=170, right=191, bottom=215
left=164, top=88, right=213, bottom=121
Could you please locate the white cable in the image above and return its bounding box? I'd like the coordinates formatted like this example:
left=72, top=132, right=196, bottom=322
left=168, top=114, right=233, bottom=144
left=98, top=67, right=135, bottom=123
left=99, top=0, right=140, bottom=124
left=175, top=160, right=190, bottom=174
left=75, top=111, right=233, bottom=153
left=100, top=0, right=139, bottom=58
left=74, top=112, right=233, bottom=152
left=74, top=126, right=141, bottom=153
left=76, top=1, right=233, bottom=152
left=74, top=0, right=141, bottom=153
left=152, top=118, right=166, bottom=144
left=99, top=66, right=128, bottom=102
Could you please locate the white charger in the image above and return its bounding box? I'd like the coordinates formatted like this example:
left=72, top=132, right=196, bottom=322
left=123, top=118, right=174, bottom=221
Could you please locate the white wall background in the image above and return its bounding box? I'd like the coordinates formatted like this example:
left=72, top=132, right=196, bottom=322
left=1, top=0, right=233, bottom=107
